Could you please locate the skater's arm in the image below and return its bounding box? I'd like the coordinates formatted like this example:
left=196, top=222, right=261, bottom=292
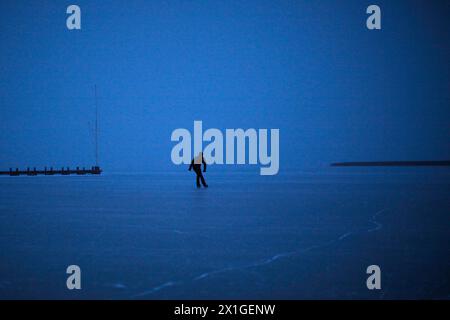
left=202, top=158, right=207, bottom=172
left=188, top=159, right=194, bottom=171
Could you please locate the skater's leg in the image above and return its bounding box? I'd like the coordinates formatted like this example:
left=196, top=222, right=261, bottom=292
left=196, top=173, right=201, bottom=187
left=199, top=172, right=208, bottom=187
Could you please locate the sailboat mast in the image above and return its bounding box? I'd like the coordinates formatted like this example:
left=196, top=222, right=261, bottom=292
left=94, top=85, right=98, bottom=167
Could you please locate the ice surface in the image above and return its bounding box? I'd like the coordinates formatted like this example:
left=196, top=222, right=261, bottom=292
left=0, top=170, right=449, bottom=299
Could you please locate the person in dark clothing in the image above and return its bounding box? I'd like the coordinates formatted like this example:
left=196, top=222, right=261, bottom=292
left=189, top=152, right=208, bottom=188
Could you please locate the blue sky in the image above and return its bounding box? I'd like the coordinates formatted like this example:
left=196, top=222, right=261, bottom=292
left=0, top=0, right=449, bottom=172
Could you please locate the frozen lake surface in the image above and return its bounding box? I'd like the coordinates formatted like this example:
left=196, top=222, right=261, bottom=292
left=0, top=170, right=449, bottom=299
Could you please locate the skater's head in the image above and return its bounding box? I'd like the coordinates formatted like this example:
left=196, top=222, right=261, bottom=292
left=194, top=152, right=203, bottom=164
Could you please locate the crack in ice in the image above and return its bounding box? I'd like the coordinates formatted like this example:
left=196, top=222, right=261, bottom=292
left=131, top=208, right=387, bottom=298
left=132, top=281, right=179, bottom=298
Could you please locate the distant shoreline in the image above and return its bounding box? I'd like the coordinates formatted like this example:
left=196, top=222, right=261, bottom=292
left=331, top=161, right=450, bottom=167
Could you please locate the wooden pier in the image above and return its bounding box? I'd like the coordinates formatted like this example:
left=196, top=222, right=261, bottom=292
left=1, top=87, right=103, bottom=177
left=0, top=166, right=102, bottom=176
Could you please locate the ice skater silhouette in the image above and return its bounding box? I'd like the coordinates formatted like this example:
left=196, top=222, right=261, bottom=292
left=189, top=152, right=208, bottom=188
